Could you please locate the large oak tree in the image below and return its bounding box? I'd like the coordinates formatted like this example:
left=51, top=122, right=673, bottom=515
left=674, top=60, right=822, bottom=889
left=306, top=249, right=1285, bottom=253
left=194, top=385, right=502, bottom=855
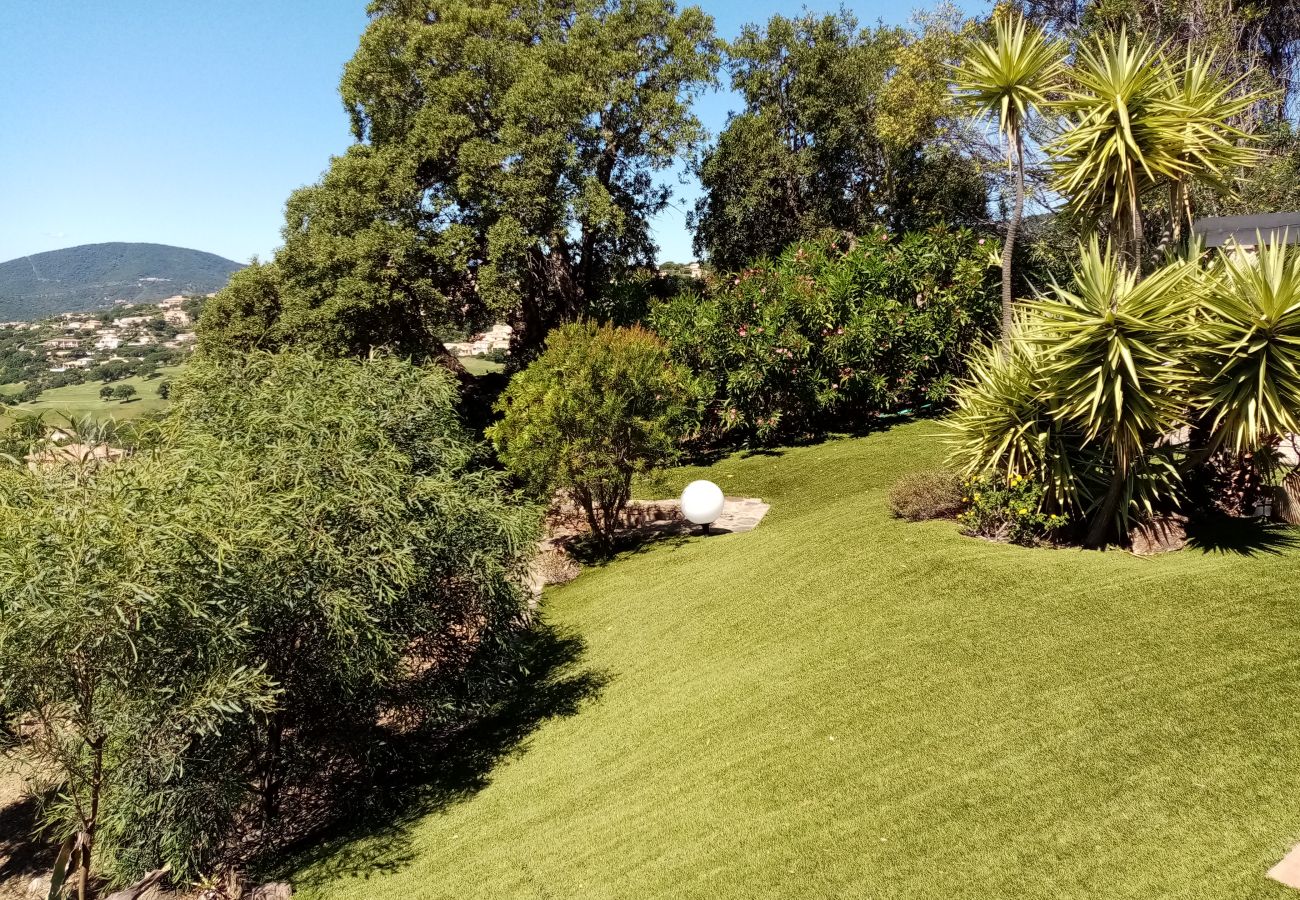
left=201, top=0, right=719, bottom=359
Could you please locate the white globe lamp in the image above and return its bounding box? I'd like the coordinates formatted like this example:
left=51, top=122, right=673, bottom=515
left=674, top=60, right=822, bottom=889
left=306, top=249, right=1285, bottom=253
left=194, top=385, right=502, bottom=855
left=680, top=479, right=725, bottom=534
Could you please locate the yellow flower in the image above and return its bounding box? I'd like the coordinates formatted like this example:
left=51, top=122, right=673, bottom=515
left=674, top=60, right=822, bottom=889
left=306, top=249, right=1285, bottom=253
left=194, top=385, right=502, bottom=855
left=1018, top=507, right=1028, bottom=514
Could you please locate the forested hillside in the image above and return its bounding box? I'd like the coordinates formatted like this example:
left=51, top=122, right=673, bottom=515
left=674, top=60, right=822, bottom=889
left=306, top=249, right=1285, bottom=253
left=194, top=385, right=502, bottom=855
left=0, top=242, right=242, bottom=320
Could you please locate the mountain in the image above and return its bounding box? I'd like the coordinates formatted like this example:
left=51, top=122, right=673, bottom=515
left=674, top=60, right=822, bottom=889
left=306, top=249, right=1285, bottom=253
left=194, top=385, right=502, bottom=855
left=0, top=242, right=244, bottom=321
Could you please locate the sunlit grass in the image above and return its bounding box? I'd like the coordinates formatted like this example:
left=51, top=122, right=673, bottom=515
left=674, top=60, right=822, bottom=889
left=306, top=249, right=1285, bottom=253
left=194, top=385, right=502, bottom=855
left=2, top=365, right=185, bottom=424
left=295, top=421, right=1300, bottom=899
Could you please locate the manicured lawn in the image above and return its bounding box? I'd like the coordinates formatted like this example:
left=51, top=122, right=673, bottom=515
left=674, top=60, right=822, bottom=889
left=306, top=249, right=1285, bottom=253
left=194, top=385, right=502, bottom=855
left=2, top=366, right=185, bottom=423
left=295, top=421, right=1300, bottom=899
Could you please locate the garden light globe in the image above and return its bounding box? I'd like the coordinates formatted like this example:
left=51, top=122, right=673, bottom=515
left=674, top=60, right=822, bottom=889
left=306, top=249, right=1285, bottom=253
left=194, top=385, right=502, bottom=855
left=680, top=479, right=725, bottom=528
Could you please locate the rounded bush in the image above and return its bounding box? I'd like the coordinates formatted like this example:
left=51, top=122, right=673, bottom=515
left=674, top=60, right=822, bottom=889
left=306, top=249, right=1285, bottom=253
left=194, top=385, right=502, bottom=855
left=888, top=469, right=964, bottom=521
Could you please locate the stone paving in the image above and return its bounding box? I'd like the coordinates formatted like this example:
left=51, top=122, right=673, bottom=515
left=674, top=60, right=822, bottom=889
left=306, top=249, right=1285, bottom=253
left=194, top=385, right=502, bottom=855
left=616, top=496, right=770, bottom=534
left=1268, top=843, right=1300, bottom=889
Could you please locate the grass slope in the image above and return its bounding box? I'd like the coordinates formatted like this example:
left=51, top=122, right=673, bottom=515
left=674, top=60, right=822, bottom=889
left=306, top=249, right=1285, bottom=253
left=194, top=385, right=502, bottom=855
left=295, top=422, right=1300, bottom=900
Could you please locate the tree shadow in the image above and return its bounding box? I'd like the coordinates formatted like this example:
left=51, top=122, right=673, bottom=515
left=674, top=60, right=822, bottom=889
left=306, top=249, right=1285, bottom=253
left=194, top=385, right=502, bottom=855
left=0, top=791, right=54, bottom=887
left=1185, top=516, right=1300, bottom=556
left=564, top=529, right=694, bottom=569
left=268, top=623, right=608, bottom=888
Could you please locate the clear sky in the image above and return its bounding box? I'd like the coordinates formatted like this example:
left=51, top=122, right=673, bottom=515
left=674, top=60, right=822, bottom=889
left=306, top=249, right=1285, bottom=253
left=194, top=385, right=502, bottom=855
left=0, top=0, right=987, bottom=267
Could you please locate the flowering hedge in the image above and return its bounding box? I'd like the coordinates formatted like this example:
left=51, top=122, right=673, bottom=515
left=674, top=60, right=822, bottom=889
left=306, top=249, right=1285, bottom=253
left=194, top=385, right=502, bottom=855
left=649, top=227, right=1000, bottom=444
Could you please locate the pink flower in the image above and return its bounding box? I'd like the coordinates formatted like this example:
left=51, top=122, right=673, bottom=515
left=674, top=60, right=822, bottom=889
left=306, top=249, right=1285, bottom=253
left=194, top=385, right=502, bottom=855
left=978, top=238, right=986, bottom=246
left=739, top=326, right=748, bottom=337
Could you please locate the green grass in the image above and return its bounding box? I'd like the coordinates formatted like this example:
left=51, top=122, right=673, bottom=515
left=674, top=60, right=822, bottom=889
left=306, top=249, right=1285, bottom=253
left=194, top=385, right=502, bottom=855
left=458, top=355, right=506, bottom=376
left=295, top=421, right=1300, bottom=899
left=2, top=366, right=184, bottom=423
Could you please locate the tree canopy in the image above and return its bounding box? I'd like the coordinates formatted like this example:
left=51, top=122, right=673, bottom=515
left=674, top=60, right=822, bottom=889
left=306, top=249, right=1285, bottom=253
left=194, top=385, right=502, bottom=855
left=690, top=9, right=991, bottom=272
left=200, top=0, right=719, bottom=359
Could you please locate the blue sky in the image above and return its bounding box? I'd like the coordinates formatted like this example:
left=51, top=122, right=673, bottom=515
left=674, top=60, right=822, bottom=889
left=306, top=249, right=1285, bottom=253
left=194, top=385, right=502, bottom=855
left=0, top=0, right=987, bottom=267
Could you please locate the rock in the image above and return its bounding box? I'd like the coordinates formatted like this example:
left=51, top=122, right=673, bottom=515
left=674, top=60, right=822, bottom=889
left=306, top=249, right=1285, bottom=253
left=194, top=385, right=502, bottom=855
left=248, top=884, right=293, bottom=900
left=1129, top=514, right=1188, bottom=555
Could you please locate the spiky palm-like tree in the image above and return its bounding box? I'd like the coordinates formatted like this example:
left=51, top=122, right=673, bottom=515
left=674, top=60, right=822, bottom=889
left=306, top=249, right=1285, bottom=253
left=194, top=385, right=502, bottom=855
left=1029, top=239, right=1200, bottom=546
left=947, top=328, right=1085, bottom=511
left=1198, top=237, right=1300, bottom=452
left=952, top=13, right=1063, bottom=342
left=1164, top=52, right=1261, bottom=244
left=1049, top=30, right=1191, bottom=262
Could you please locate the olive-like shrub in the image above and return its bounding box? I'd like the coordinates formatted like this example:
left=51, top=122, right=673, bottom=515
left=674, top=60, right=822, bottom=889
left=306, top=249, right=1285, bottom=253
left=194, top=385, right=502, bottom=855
left=0, top=350, right=540, bottom=888
left=489, top=322, right=695, bottom=551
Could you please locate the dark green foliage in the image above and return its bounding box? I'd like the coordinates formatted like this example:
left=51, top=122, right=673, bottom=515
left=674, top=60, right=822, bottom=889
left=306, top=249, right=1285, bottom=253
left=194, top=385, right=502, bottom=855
left=1232, top=124, right=1300, bottom=214
left=200, top=0, right=720, bottom=359
left=650, top=228, right=1000, bottom=444
left=0, top=243, right=242, bottom=321
left=888, top=469, right=964, bottom=521
left=489, top=323, right=694, bottom=549
left=692, top=10, right=989, bottom=271
left=0, top=351, right=541, bottom=887
left=110, top=384, right=136, bottom=402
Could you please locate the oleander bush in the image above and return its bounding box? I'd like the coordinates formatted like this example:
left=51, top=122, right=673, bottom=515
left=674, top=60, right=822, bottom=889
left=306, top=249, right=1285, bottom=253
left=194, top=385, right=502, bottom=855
left=649, top=227, right=1000, bottom=445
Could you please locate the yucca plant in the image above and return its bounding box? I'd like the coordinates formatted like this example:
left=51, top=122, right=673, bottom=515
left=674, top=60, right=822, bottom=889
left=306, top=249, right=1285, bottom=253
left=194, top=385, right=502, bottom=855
left=1196, top=238, right=1300, bottom=452
left=947, top=328, right=1086, bottom=512
left=1049, top=30, right=1191, bottom=260
left=1164, top=52, right=1261, bottom=243
left=1029, top=240, right=1201, bottom=545
left=952, top=13, right=1063, bottom=341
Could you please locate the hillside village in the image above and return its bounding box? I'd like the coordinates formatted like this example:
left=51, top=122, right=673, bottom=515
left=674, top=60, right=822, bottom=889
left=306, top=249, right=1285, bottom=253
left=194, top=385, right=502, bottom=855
left=0, top=294, right=205, bottom=404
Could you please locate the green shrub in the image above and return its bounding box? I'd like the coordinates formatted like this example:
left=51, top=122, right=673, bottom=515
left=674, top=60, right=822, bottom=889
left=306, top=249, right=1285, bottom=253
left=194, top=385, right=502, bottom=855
left=949, top=239, right=1300, bottom=546
left=957, top=473, right=1071, bottom=545
left=649, top=227, right=999, bottom=444
left=888, top=469, right=964, bottom=521
left=489, top=322, right=694, bottom=551
left=0, top=350, right=541, bottom=887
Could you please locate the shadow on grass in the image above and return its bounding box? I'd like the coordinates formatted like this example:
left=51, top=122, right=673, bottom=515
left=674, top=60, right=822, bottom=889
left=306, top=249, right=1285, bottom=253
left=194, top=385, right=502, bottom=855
left=1185, top=516, right=1300, bottom=556
left=676, top=405, right=947, bottom=467
left=565, top=529, right=694, bottom=570
left=274, top=623, right=608, bottom=888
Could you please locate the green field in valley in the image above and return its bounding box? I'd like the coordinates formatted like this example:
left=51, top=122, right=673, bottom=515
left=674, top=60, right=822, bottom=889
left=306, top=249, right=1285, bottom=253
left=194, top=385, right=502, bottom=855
left=1, top=366, right=185, bottom=425
left=292, top=420, right=1300, bottom=900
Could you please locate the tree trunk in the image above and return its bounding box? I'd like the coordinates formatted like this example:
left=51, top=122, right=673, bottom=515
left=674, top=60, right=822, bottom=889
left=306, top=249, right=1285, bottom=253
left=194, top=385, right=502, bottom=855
left=78, top=738, right=104, bottom=900
left=1000, top=139, right=1027, bottom=346
left=262, top=714, right=283, bottom=825
left=1085, top=466, right=1127, bottom=548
